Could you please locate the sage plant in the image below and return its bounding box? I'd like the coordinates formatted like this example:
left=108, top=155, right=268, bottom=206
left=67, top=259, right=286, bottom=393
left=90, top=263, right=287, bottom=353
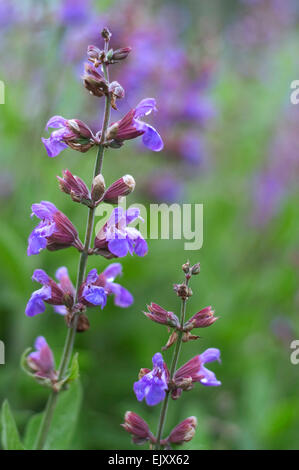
left=122, top=262, right=221, bottom=449
left=22, top=27, right=163, bottom=450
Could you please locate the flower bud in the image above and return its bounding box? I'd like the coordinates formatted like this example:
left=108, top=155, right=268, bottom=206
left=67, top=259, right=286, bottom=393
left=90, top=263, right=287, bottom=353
left=101, top=27, right=112, bottom=42
left=184, top=306, right=218, bottom=331
left=111, top=47, right=132, bottom=62
left=103, top=175, right=135, bottom=204
left=144, top=302, right=180, bottom=328
left=191, top=262, right=201, bottom=275
left=173, top=283, right=192, bottom=300
left=82, top=63, right=109, bottom=98
left=168, top=417, right=197, bottom=445
left=57, top=169, right=91, bottom=205
left=109, top=81, right=125, bottom=110
left=87, top=45, right=105, bottom=67
left=91, top=174, right=106, bottom=203
left=182, top=261, right=190, bottom=273
left=121, top=411, right=155, bottom=445
left=26, top=337, right=57, bottom=382
left=76, top=313, right=90, bottom=333
left=63, top=119, right=98, bottom=153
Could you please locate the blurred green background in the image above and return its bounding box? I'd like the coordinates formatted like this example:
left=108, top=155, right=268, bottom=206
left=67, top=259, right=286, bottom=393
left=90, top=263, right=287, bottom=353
left=0, top=0, right=299, bottom=450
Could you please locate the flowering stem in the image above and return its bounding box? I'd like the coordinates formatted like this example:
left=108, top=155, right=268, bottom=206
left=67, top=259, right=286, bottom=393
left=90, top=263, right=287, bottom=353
left=154, top=276, right=190, bottom=450
left=35, top=60, right=111, bottom=451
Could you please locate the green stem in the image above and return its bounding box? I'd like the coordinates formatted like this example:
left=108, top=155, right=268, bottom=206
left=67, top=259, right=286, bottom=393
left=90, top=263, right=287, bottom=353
left=154, top=277, right=190, bottom=450
left=35, top=59, right=111, bottom=451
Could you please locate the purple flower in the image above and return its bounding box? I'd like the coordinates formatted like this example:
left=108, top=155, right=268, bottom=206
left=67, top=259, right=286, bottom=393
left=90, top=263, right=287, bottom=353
left=94, top=207, right=148, bottom=258
left=27, top=337, right=56, bottom=380
left=42, top=116, right=97, bottom=158
left=25, top=267, right=75, bottom=317
left=134, top=353, right=168, bottom=406
left=27, top=201, right=82, bottom=255
left=107, top=98, right=164, bottom=152
left=59, top=0, right=91, bottom=26
left=79, top=269, right=107, bottom=310
left=174, top=348, right=221, bottom=393
left=79, top=263, right=133, bottom=309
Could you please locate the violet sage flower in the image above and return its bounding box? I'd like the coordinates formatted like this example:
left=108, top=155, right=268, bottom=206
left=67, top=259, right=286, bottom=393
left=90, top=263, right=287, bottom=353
left=42, top=116, right=98, bottom=158
left=106, top=98, right=164, bottom=152
left=94, top=207, right=148, bottom=258
left=25, top=267, right=75, bottom=317
left=27, top=336, right=56, bottom=380
left=134, top=352, right=168, bottom=406
left=173, top=348, right=221, bottom=398
left=27, top=201, right=83, bottom=255
left=79, top=263, right=133, bottom=309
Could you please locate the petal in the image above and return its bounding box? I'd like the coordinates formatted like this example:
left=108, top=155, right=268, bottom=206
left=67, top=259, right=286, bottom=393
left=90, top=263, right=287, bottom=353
left=55, top=267, right=69, bottom=281
left=86, top=268, right=98, bottom=284
left=35, top=336, right=47, bottom=351
left=134, top=237, right=148, bottom=257
left=25, top=286, right=51, bottom=317
left=108, top=238, right=129, bottom=257
left=141, top=123, right=164, bottom=152
left=27, top=231, right=48, bottom=256
left=38, top=344, right=55, bottom=373
left=125, top=227, right=141, bottom=240
left=32, top=269, right=50, bottom=285
left=42, top=136, right=68, bottom=158
left=45, top=115, right=67, bottom=130
left=82, top=285, right=107, bottom=308
left=134, top=98, right=157, bottom=118
left=103, top=263, right=122, bottom=282
left=199, top=365, right=221, bottom=387
left=31, top=201, right=57, bottom=220
left=145, top=382, right=166, bottom=406
left=53, top=305, right=67, bottom=315
left=107, top=282, right=134, bottom=308
left=126, top=207, right=141, bottom=224
left=152, top=352, right=164, bottom=369
left=200, top=348, right=221, bottom=364
left=108, top=206, right=125, bottom=226
left=133, top=378, right=148, bottom=402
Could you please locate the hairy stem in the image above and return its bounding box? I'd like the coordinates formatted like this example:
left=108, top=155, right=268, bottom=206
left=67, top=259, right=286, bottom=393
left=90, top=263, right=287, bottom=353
left=35, top=59, right=111, bottom=451
left=154, top=277, right=190, bottom=450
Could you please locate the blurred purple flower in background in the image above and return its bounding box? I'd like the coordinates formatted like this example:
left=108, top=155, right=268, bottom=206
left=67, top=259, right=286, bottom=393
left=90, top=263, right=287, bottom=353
left=59, top=0, right=91, bottom=26
left=252, top=107, right=299, bottom=227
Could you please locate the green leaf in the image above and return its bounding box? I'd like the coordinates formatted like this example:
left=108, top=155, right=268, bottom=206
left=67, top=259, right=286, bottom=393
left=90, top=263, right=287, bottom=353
left=23, top=413, right=42, bottom=450
left=24, top=380, right=82, bottom=450
left=67, top=353, right=80, bottom=384
left=1, top=400, right=25, bottom=450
